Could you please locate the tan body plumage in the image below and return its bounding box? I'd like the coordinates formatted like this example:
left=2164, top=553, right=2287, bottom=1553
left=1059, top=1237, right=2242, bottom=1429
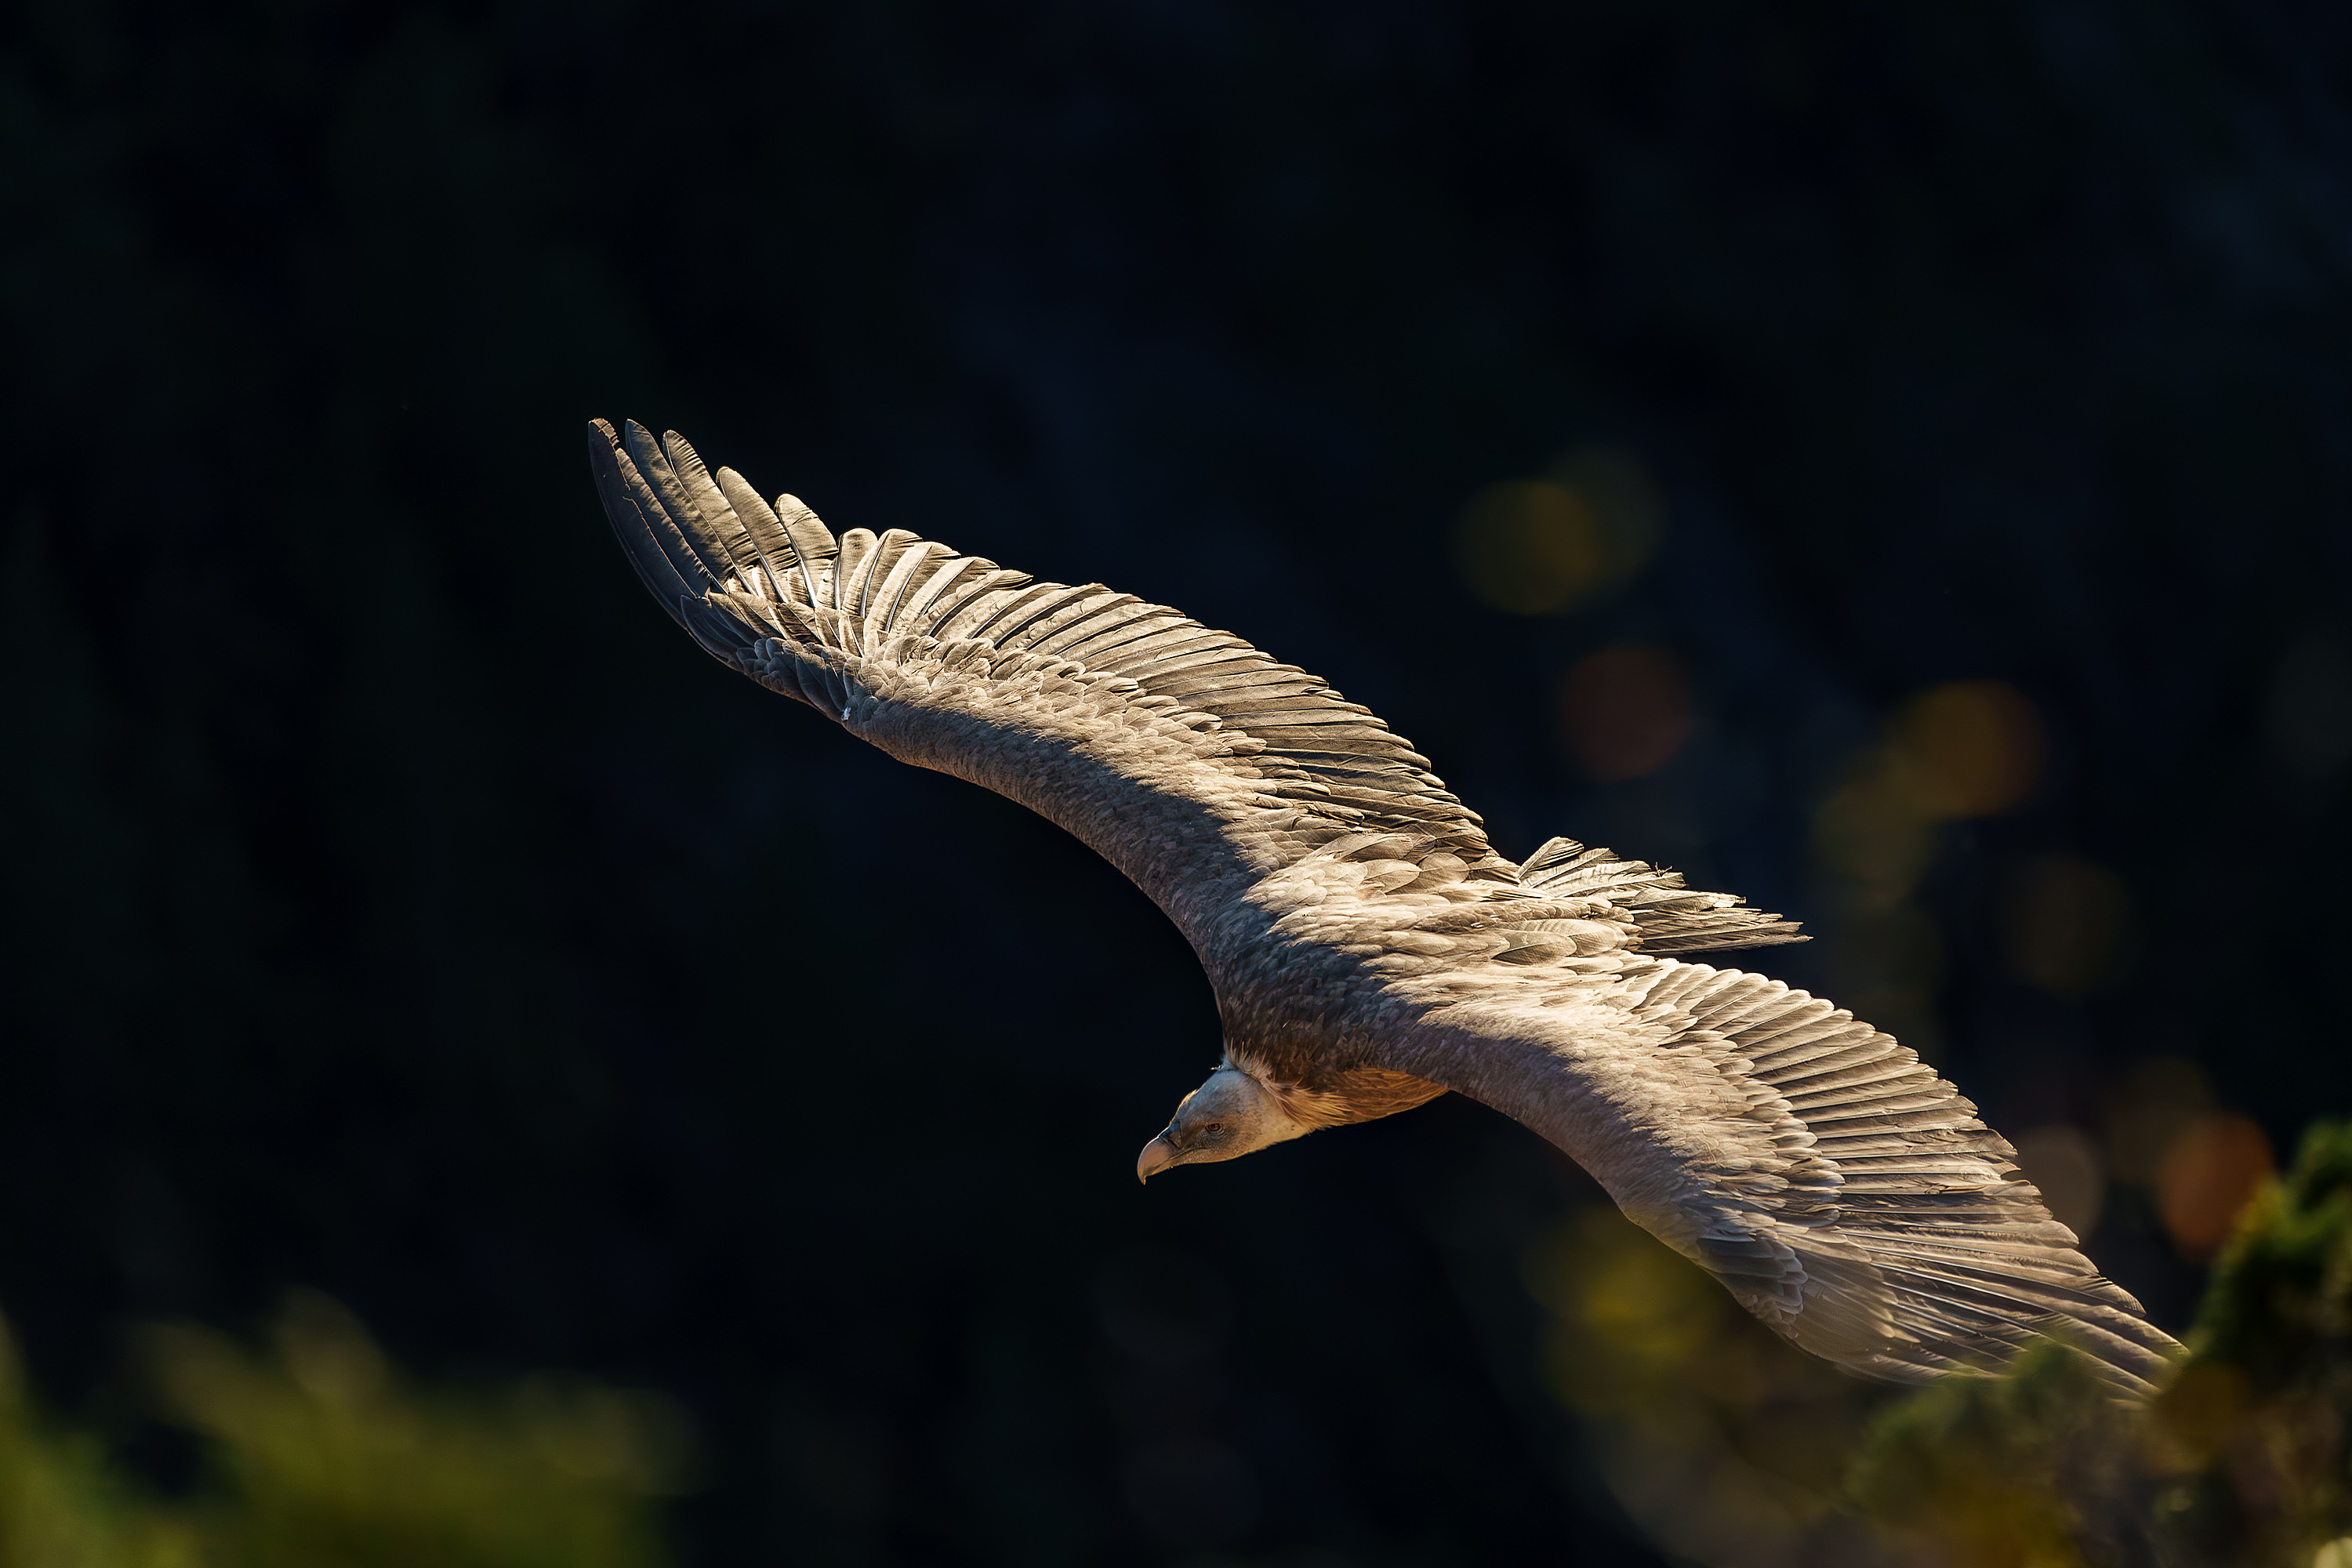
left=590, top=418, right=2179, bottom=1396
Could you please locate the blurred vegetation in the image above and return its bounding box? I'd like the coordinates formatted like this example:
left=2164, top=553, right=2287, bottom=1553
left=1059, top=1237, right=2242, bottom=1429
left=1527, top=1203, right=1893, bottom=1567
left=1533, top=1120, right=2352, bottom=1568
left=1854, top=1117, right=2352, bottom=1567
left=2, top=1121, right=2340, bottom=1568
left=0, top=1296, right=680, bottom=1568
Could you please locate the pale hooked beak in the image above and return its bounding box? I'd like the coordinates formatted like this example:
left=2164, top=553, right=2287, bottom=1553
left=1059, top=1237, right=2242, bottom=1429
left=1135, top=1133, right=1179, bottom=1184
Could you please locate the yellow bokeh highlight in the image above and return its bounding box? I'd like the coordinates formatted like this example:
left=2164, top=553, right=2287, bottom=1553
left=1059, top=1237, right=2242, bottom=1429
left=1454, top=444, right=1663, bottom=615
left=1455, top=481, right=1606, bottom=614
left=1886, top=680, right=2046, bottom=819
left=1810, top=680, right=2051, bottom=1062
left=1527, top=1208, right=1724, bottom=1405
left=1814, top=681, right=2046, bottom=909
left=1523, top=1206, right=1889, bottom=1566
left=2005, top=854, right=2134, bottom=996
left=1813, top=777, right=1944, bottom=910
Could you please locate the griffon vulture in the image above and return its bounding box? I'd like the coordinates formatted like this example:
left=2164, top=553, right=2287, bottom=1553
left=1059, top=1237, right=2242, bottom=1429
left=589, top=418, right=2177, bottom=1396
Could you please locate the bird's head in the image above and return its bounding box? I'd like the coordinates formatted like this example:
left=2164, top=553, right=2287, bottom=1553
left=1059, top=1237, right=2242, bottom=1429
left=1134, top=1065, right=1308, bottom=1181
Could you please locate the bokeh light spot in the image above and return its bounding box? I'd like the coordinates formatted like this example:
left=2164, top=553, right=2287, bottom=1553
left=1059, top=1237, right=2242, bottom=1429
left=2003, top=853, right=2134, bottom=996
left=1813, top=678, right=2044, bottom=920
left=1454, top=445, right=1663, bottom=615
left=2103, top=1058, right=2212, bottom=1185
left=1525, top=1207, right=1726, bottom=1410
left=1454, top=480, right=1605, bottom=614
left=1887, top=680, right=2045, bottom=818
left=1557, top=645, right=1693, bottom=781
left=1546, top=443, right=1664, bottom=570
left=1813, top=772, right=1941, bottom=908
left=2012, top=1123, right=2106, bottom=1239
left=2157, top=1113, right=2275, bottom=1261
left=1523, top=1205, right=1886, bottom=1563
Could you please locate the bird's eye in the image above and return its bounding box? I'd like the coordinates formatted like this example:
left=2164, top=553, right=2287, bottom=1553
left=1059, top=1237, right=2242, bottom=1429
left=1201, top=1121, right=1224, bottom=1135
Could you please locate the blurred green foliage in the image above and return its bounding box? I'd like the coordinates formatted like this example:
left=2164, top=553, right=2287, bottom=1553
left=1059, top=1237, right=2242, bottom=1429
left=0, top=1296, right=680, bottom=1568
left=1848, top=1342, right=2145, bottom=1567
left=0, top=1134, right=2339, bottom=1568
left=0, top=1324, right=196, bottom=1568
left=1532, top=1120, right=2352, bottom=1567
left=1849, top=1119, right=2352, bottom=1568
left=2137, top=1117, right=2352, bottom=1566
left=1526, top=1204, right=1889, bottom=1566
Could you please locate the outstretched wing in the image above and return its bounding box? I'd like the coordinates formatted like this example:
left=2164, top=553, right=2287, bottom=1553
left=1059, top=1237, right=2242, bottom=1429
left=590, top=419, right=1514, bottom=932
left=1381, top=956, right=2178, bottom=1396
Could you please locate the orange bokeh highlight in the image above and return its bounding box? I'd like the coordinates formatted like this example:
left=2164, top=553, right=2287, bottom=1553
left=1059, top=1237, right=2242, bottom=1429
left=1454, top=445, right=1664, bottom=615
left=1558, top=646, right=1693, bottom=781
left=1887, top=680, right=2046, bottom=818
left=2158, top=1113, right=2276, bottom=1261
left=1813, top=679, right=2049, bottom=917
left=1455, top=481, right=1606, bottom=614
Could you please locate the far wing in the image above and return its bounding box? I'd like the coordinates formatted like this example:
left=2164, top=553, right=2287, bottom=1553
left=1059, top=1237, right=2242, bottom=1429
left=1380, top=956, right=2179, bottom=1396
left=590, top=419, right=1514, bottom=931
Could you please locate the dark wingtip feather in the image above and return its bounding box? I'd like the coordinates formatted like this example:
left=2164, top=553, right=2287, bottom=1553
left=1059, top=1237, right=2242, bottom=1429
left=588, top=414, right=727, bottom=631
left=588, top=418, right=684, bottom=619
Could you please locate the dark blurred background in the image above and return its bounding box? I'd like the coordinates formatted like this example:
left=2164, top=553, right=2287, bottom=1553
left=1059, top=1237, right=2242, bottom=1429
left=3, top=1, right=2350, bottom=1563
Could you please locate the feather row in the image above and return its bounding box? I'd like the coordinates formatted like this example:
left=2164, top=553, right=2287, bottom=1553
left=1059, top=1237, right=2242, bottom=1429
left=587, top=419, right=1503, bottom=865
left=1636, top=960, right=2177, bottom=1394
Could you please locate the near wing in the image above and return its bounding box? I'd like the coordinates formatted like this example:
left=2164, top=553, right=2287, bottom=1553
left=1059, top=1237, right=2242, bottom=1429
left=1388, top=956, right=2179, bottom=1396
left=590, top=419, right=1513, bottom=922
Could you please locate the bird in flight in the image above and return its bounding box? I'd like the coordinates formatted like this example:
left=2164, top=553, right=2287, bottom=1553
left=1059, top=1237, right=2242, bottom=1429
left=590, top=418, right=2177, bottom=1396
